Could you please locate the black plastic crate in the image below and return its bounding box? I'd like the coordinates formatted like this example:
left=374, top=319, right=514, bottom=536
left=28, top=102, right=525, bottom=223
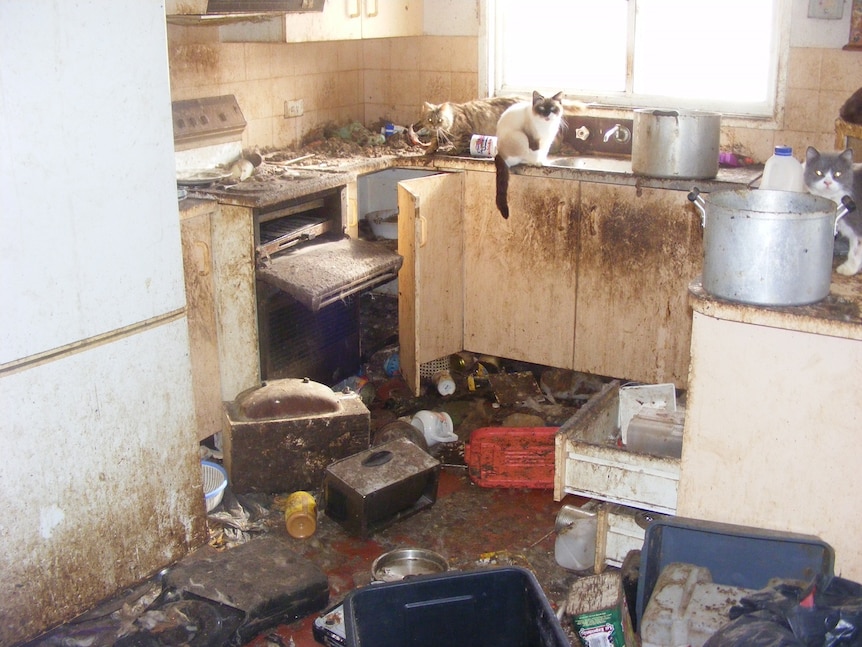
left=635, top=516, right=835, bottom=629
left=342, top=566, right=570, bottom=647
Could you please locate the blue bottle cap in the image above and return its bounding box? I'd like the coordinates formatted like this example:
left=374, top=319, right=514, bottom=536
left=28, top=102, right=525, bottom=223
left=774, top=145, right=793, bottom=156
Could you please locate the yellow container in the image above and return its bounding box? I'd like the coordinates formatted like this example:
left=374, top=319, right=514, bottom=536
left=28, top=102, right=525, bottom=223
left=284, top=491, right=317, bottom=539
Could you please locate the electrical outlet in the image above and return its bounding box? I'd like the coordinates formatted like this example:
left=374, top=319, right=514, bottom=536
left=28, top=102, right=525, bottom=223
left=285, top=99, right=304, bottom=118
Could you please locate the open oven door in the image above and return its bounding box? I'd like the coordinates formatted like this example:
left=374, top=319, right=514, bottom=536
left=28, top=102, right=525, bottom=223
left=397, top=172, right=465, bottom=395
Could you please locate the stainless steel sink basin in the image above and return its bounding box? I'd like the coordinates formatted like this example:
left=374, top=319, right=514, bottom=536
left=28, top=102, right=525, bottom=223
left=546, top=156, right=632, bottom=173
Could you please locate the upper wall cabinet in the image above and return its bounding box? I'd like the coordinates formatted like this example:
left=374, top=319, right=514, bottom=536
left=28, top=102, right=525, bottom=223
left=214, top=0, right=423, bottom=42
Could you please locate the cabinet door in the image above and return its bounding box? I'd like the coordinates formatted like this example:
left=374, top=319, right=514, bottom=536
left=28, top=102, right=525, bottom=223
left=180, top=210, right=225, bottom=441
left=575, top=183, right=702, bottom=387
left=282, top=0, right=362, bottom=42
left=360, top=0, right=423, bottom=38
left=397, top=172, right=465, bottom=395
left=463, top=170, right=578, bottom=369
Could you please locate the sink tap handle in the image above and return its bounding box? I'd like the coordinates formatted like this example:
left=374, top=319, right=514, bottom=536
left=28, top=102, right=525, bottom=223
left=575, top=125, right=591, bottom=141
left=603, top=124, right=631, bottom=144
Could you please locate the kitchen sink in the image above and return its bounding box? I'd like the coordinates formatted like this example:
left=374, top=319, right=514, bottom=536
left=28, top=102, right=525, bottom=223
left=546, top=156, right=632, bottom=173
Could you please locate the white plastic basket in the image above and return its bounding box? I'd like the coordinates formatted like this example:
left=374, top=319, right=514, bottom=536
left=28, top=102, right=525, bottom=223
left=201, top=460, right=228, bottom=513
left=419, top=357, right=450, bottom=379
left=618, top=383, right=677, bottom=444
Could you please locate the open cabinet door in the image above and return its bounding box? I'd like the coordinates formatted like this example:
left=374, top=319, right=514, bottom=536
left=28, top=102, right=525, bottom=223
left=397, top=172, right=465, bottom=395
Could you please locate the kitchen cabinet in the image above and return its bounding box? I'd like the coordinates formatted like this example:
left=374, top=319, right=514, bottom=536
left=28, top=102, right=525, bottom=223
left=397, top=171, right=465, bottom=394
left=180, top=200, right=224, bottom=441
left=462, top=170, right=579, bottom=370
left=180, top=200, right=259, bottom=423
left=458, top=170, right=698, bottom=387
left=574, top=183, right=702, bottom=387
left=677, top=279, right=862, bottom=582
left=219, top=0, right=422, bottom=42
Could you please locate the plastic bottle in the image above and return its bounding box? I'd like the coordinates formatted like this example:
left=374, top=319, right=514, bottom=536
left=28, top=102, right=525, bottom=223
left=760, top=145, right=805, bottom=192
left=284, top=490, right=317, bottom=539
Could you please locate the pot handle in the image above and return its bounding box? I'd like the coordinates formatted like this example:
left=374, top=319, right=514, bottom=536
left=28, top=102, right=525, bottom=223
left=687, top=187, right=706, bottom=227
left=835, top=195, right=856, bottom=235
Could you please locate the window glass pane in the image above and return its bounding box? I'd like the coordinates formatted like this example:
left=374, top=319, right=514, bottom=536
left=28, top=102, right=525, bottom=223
left=633, top=0, right=776, bottom=103
left=497, top=0, right=628, bottom=93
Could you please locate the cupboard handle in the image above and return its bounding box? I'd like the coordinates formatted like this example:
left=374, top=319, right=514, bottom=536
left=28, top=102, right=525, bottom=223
left=557, top=201, right=567, bottom=231
left=347, top=0, right=360, bottom=18
left=194, top=240, right=211, bottom=277
left=348, top=196, right=358, bottom=228
left=365, top=0, right=378, bottom=18
left=418, top=215, right=427, bottom=247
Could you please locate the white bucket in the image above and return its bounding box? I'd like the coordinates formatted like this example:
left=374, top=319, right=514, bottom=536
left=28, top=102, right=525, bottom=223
left=410, top=410, right=457, bottom=445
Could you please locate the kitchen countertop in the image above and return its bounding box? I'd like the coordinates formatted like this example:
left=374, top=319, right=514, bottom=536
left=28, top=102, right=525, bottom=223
left=182, top=151, right=762, bottom=210
left=689, top=272, right=862, bottom=340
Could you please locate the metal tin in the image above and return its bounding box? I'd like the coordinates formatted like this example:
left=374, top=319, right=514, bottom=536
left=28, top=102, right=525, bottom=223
left=632, top=109, right=721, bottom=179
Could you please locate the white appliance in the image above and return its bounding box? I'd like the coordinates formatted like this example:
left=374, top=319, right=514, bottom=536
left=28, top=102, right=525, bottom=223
left=0, top=2, right=205, bottom=644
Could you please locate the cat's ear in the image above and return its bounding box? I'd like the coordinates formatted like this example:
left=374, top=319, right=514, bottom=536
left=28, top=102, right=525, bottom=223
left=841, top=148, right=855, bottom=164
left=806, top=146, right=819, bottom=163
left=423, top=102, right=436, bottom=111
left=551, top=92, right=563, bottom=101
left=532, top=90, right=542, bottom=104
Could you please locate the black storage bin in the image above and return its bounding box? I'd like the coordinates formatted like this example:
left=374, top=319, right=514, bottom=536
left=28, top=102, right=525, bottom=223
left=342, top=566, right=569, bottom=647
left=635, top=516, right=835, bottom=629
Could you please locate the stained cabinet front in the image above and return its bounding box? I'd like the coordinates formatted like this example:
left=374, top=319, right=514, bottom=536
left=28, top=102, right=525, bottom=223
left=463, top=170, right=579, bottom=370
left=575, top=183, right=702, bottom=387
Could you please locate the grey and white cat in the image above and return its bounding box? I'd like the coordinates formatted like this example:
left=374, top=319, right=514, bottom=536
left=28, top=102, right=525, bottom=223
left=803, top=146, right=862, bottom=276
left=494, top=91, right=564, bottom=219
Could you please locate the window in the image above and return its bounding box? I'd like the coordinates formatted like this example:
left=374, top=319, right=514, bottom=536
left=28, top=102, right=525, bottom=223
left=491, top=0, right=783, bottom=118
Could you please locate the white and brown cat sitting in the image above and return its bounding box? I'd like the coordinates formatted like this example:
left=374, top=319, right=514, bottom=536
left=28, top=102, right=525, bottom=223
left=494, top=91, right=565, bottom=219
left=804, top=146, right=862, bottom=276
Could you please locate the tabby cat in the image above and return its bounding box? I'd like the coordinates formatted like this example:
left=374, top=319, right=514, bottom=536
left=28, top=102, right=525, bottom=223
left=803, top=146, right=862, bottom=275
left=408, top=97, right=518, bottom=155
left=494, top=91, right=564, bottom=219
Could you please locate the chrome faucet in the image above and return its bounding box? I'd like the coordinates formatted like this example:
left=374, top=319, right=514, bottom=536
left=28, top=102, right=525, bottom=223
left=603, top=124, right=631, bottom=144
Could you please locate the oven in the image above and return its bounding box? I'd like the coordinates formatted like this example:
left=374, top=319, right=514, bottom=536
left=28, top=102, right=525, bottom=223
left=252, top=189, right=401, bottom=384
left=173, top=95, right=402, bottom=388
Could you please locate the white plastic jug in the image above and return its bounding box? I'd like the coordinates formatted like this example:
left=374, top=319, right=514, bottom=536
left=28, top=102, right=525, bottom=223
left=760, top=145, right=805, bottom=192
left=410, top=410, right=457, bottom=445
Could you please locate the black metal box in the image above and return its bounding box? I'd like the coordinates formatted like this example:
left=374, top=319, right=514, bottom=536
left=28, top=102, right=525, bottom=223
left=323, top=437, right=440, bottom=537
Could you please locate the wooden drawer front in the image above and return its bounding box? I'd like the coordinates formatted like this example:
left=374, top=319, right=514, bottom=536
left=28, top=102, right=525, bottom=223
left=561, top=444, right=679, bottom=515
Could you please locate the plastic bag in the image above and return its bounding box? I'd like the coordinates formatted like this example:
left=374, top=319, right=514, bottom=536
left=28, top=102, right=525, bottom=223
left=704, top=574, right=862, bottom=647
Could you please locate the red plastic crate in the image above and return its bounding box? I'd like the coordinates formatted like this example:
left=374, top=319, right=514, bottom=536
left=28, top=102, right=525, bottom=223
left=464, top=427, right=559, bottom=488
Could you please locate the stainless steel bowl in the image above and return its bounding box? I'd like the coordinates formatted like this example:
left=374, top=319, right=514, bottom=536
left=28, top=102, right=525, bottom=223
left=371, top=548, right=449, bottom=582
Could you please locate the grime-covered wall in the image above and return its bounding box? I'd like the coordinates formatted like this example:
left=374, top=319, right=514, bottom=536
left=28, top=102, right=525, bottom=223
left=166, top=0, right=861, bottom=164
left=166, top=28, right=481, bottom=151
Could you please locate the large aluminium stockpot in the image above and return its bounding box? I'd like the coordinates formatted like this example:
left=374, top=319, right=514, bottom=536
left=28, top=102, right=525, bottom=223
left=632, top=109, right=721, bottom=179
left=689, top=188, right=851, bottom=306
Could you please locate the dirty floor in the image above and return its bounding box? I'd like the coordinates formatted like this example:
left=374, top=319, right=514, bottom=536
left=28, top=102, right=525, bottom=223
left=26, top=291, right=605, bottom=647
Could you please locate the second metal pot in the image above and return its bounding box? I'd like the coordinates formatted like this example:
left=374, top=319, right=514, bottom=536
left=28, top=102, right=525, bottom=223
left=689, top=188, right=850, bottom=306
left=632, top=109, right=721, bottom=179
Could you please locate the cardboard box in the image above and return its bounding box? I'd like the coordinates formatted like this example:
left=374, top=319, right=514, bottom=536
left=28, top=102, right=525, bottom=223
left=566, top=570, right=637, bottom=647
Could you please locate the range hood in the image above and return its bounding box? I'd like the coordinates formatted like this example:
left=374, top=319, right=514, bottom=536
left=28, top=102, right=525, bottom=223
left=166, top=0, right=324, bottom=24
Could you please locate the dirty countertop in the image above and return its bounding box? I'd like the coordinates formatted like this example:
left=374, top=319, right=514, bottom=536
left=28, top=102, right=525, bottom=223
left=689, top=269, right=862, bottom=338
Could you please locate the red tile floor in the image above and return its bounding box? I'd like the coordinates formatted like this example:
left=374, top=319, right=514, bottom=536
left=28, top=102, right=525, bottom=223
left=242, top=467, right=588, bottom=647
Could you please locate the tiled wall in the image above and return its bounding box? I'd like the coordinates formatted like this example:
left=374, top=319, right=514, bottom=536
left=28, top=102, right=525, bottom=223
left=724, top=46, right=862, bottom=164
left=167, top=26, right=861, bottom=162
left=168, top=27, right=478, bottom=150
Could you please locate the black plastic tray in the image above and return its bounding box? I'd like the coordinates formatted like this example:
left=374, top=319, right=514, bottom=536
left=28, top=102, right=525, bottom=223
left=635, top=516, right=835, bottom=629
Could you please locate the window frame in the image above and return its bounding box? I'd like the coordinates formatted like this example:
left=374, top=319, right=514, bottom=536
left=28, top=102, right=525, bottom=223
left=484, top=0, right=791, bottom=125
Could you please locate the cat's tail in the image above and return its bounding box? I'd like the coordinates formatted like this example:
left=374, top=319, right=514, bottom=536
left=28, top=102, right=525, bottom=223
left=495, top=154, right=510, bottom=219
